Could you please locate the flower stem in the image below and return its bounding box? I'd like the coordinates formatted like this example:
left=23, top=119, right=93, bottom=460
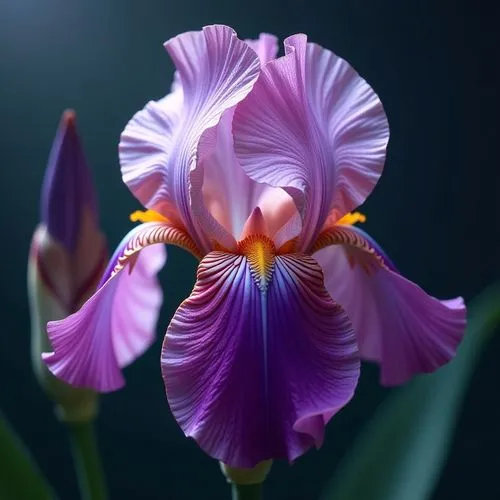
left=231, top=483, right=263, bottom=500
left=68, top=422, right=107, bottom=500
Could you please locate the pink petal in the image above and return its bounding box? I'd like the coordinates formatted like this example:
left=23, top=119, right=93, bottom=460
left=197, top=113, right=293, bottom=246
left=162, top=251, right=359, bottom=467
left=245, top=33, right=279, bottom=65
left=120, top=91, right=183, bottom=221
left=305, top=43, right=389, bottom=220
left=197, top=108, right=299, bottom=244
left=314, top=226, right=466, bottom=386
left=196, top=109, right=256, bottom=246
left=119, top=25, right=261, bottom=251
left=43, top=224, right=168, bottom=392
left=233, top=34, right=389, bottom=251
left=257, top=187, right=302, bottom=244
left=111, top=244, right=166, bottom=367
left=43, top=273, right=124, bottom=391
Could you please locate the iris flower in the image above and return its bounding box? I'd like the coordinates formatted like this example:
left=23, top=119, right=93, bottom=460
left=43, top=25, right=466, bottom=467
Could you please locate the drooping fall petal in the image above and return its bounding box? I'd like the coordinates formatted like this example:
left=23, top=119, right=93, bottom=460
left=314, top=225, right=466, bottom=386
left=42, top=222, right=179, bottom=391
left=162, top=251, right=359, bottom=467
left=233, top=34, right=389, bottom=251
left=110, top=243, right=166, bottom=367
left=119, top=25, right=261, bottom=251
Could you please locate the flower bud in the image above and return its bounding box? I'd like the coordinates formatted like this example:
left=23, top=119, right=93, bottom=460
left=28, top=110, right=107, bottom=422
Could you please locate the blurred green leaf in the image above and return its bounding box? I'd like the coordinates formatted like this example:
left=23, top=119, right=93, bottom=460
left=321, top=284, right=500, bottom=500
left=0, top=412, right=55, bottom=499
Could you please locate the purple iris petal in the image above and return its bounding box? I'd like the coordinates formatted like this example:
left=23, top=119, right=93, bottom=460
left=193, top=33, right=298, bottom=246
left=43, top=224, right=167, bottom=391
left=162, top=251, right=359, bottom=467
left=347, top=225, right=399, bottom=273
left=119, top=25, right=261, bottom=252
left=314, top=225, right=466, bottom=386
left=233, top=34, right=389, bottom=251
left=245, top=33, right=279, bottom=66
left=41, top=110, right=98, bottom=253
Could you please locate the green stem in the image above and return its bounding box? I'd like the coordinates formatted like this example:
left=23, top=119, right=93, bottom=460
left=231, top=483, right=263, bottom=500
left=67, top=422, right=107, bottom=500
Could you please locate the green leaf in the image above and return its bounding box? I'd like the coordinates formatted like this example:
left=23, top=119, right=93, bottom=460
left=0, top=412, right=55, bottom=499
left=321, top=283, right=500, bottom=500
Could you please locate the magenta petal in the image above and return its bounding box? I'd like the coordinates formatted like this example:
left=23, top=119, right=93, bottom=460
left=198, top=109, right=300, bottom=243
left=111, top=244, right=166, bottom=367
left=245, top=33, right=278, bottom=65
left=43, top=233, right=166, bottom=392
left=194, top=109, right=252, bottom=246
left=233, top=34, right=389, bottom=251
left=119, top=91, right=183, bottom=220
left=43, top=276, right=124, bottom=391
left=162, top=251, right=359, bottom=467
left=314, top=227, right=467, bottom=386
left=120, top=25, right=261, bottom=250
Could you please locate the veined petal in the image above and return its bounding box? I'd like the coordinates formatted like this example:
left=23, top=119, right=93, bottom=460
left=119, top=25, right=261, bottom=251
left=197, top=109, right=297, bottom=244
left=109, top=243, right=166, bottom=367
left=162, top=251, right=359, bottom=467
left=305, top=43, right=389, bottom=220
left=233, top=34, right=389, bottom=251
left=195, top=109, right=253, bottom=247
left=42, top=221, right=198, bottom=392
left=119, top=91, right=183, bottom=222
left=314, top=225, right=467, bottom=386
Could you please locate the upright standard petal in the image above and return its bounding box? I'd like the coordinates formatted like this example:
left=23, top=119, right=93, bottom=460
left=194, top=31, right=288, bottom=246
left=195, top=109, right=256, bottom=247
left=313, top=225, right=467, bottom=386
left=233, top=34, right=389, bottom=251
left=197, top=108, right=299, bottom=246
left=119, top=25, right=261, bottom=251
left=245, top=33, right=278, bottom=66
left=162, top=251, right=359, bottom=467
left=42, top=221, right=200, bottom=392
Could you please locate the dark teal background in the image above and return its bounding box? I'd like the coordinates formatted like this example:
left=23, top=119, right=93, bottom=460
left=1, top=0, right=499, bottom=498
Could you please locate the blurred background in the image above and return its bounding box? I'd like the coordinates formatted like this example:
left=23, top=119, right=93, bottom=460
left=0, top=0, right=499, bottom=498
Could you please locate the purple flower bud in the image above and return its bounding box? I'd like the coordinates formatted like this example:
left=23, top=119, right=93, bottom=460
left=28, top=110, right=107, bottom=422
left=41, top=109, right=98, bottom=253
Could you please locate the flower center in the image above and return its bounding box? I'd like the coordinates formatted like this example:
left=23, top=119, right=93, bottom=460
left=238, top=234, right=276, bottom=292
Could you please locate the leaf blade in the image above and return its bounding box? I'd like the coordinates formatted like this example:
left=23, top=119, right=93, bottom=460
left=0, top=412, right=55, bottom=500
